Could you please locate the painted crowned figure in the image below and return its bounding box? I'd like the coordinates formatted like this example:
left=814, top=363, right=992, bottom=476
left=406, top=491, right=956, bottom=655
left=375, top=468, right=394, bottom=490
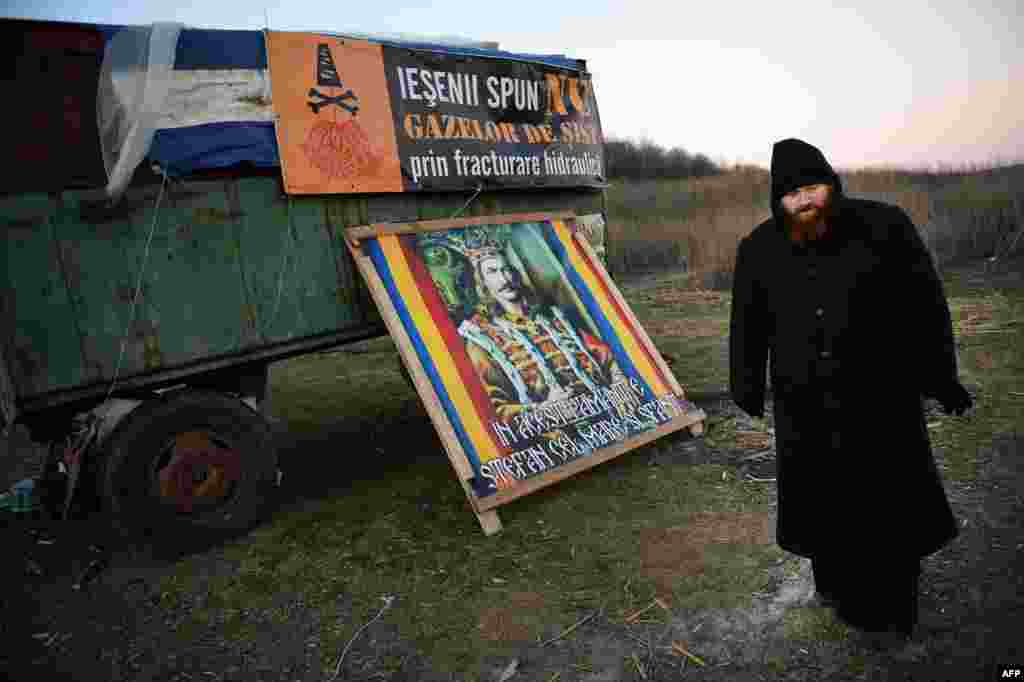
left=450, top=231, right=625, bottom=423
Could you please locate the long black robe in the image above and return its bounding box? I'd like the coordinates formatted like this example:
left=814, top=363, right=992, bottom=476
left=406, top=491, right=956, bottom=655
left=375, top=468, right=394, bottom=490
left=729, top=195, right=960, bottom=559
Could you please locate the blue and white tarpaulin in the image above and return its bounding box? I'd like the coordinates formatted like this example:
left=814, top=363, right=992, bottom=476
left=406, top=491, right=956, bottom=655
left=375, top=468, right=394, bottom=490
left=94, top=23, right=585, bottom=180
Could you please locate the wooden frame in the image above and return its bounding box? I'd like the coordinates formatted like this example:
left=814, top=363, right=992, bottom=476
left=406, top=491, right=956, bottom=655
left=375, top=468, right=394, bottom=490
left=347, top=211, right=578, bottom=242
left=345, top=211, right=705, bottom=534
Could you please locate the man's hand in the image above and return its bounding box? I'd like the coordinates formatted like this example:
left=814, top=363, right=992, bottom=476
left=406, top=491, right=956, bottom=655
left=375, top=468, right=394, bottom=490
left=938, top=383, right=973, bottom=416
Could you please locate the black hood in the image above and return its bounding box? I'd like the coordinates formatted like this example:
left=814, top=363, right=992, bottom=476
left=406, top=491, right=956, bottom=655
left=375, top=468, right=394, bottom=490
left=770, top=138, right=843, bottom=223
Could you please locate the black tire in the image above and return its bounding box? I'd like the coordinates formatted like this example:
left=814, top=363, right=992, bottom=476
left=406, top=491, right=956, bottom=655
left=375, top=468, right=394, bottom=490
left=100, top=389, right=277, bottom=542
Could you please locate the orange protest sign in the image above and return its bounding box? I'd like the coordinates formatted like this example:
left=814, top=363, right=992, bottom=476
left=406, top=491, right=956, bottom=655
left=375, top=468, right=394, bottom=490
left=265, top=31, right=607, bottom=195
left=265, top=31, right=403, bottom=194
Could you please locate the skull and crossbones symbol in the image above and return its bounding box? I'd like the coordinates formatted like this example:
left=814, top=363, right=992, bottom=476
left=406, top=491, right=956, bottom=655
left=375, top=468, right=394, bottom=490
left=307, top=88, right=359, bottom=115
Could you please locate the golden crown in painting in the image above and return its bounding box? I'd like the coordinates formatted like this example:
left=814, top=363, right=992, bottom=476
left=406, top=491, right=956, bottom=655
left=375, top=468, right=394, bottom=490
left=420, top=226, right=512, bottom=268
left=462, top=228, right=508, bottom=269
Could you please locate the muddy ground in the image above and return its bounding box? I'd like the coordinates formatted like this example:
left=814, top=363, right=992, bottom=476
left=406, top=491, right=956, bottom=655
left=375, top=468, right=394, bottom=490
left=3, top=260, right=1023, bottom=681
left=2, top=396, right=1021, bottom=681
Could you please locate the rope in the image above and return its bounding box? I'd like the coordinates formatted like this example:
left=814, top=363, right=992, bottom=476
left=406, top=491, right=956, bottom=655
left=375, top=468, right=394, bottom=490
left=330, top=595, right=395, bottom=681
left=234, top=200, right=268, bottom=343
left=266, top=198, right=295, bottom=331
left=449, top=182, right=483, bottom=219
left=101, top=170, right=169, bottom=408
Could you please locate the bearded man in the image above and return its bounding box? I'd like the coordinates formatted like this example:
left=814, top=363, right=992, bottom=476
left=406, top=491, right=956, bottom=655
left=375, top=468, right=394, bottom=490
left=457, top=246, right=625, bottom=424
left=729, top=138, right=972, bottom=647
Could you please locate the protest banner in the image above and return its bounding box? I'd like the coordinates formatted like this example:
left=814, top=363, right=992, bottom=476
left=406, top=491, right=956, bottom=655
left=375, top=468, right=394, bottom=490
left=346, top=213, right=706, bottom=533
left=266, top=32, right=605, bottom=194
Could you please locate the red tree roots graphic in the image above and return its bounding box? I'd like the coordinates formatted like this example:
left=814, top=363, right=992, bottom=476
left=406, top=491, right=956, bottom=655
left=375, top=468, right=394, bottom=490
left=301, top=119, right=379, bottom=179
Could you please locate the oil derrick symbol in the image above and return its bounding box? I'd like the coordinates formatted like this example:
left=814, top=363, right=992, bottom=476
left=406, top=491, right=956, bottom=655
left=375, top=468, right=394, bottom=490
left=307, top=43, right=359, bottom=115
left=301, top=43, right=379, bottom=179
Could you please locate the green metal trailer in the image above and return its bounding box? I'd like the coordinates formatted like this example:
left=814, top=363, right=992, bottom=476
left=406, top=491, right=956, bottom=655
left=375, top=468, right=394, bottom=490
left=0, top=18, right=608, bottom=542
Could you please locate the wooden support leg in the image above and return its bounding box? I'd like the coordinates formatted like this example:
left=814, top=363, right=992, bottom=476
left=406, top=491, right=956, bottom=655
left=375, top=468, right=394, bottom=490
left=476, top=510, right=503, bottom=536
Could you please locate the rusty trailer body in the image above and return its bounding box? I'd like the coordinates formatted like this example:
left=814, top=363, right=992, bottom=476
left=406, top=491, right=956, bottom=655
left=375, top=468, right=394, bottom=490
left=1, top=178, right=603, bottom=426
left=0, top=18, right=607, bottom=538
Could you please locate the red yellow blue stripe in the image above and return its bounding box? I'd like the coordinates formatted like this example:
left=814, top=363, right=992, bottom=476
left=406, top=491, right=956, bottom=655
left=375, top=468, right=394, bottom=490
left=535, top=221, right=655, bottom=399
left=547, top=219, right=671, bottom=397
left=568, top=225, right=677, bottom=394
left=377, top=235, right=502, bottom=464
left=399, top=235, right=510, bottom=460
left=365, top=238, right=484, bottom=483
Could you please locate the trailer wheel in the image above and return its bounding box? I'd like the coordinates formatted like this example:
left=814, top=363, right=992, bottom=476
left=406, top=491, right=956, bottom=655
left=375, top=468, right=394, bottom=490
left=100, top=389, right=277, bottom=541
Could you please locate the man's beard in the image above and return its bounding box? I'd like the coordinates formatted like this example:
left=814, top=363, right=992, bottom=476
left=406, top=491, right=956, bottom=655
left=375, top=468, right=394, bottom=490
left=784, top=191, right=835, bottom=242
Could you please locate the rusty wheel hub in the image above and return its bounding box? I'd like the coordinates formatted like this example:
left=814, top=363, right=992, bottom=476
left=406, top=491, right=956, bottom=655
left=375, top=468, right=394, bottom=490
left=154, top=431, right=242, bottom=513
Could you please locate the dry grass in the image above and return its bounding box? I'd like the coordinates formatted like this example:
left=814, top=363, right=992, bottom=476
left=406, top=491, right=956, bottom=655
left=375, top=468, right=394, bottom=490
left=159, top=337, right=782, bottom=674
left=952, top=293, right=1020, bottom=336
left=477, top=591, right=547, bottom=642
left=639, top=511, right=773, bottom=597
left=644, top=317, right=725, bottom=339
left=649, top=287, right=728, bottom=306
left=606, top=171, right=770, bottom=283
left=734, top=429, right=773, bottom=450
left=606, top=163, right=1024, bottom=287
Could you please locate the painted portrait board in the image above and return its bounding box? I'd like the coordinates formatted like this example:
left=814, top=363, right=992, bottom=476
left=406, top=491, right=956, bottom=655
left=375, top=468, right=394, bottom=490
left=345, top=213, right=705, bottom=532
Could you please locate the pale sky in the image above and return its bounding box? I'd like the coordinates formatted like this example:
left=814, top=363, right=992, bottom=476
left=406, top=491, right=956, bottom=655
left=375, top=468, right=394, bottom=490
left=5, top=0, right=1022, bottom=169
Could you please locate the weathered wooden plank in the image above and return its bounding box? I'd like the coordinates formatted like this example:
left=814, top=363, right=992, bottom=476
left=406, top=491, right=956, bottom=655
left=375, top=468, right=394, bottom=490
left=3, top=171, right=605, bottom=421
left=1, top=193, right=84, bottom=395
left=476, top=510, right=502, bottom=536
left=347, top=210, right=577, bottom=240
left=352, top=188, right=602, bottom=226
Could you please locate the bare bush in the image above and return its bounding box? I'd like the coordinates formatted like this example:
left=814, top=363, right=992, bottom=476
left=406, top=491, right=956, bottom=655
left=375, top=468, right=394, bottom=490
left=604, top=136, right=719, bottom=180
left=606, top=163, right=1024, bottom=285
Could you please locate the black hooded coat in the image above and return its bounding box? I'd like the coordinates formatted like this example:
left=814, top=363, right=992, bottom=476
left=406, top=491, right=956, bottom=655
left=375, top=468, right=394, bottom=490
left=729, top=139, right=961, bottom=559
